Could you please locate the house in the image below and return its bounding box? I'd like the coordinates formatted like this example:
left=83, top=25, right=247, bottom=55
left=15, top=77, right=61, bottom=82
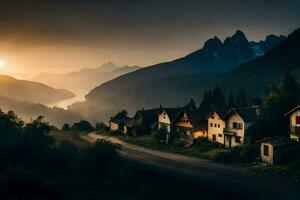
left=207, top=110, right=227, bottom=145
left=109, top=112, right=131, bottom=133
left=124, top=108, right=161, bottom=136
left=284, top=106, right=300, bottom=142
left=223, top=106, right=260, bottom=148
left=174, top=109, right=212, bottom=138
left=260, top=136, right=296, bottom=165
left=158, top=108, right=183, bottom=132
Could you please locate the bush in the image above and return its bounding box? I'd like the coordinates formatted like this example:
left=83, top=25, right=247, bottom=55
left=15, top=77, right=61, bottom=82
left=95, top=122, right=108, bottom=132
left=0, top=166, right=57, bottom=199
left=62, top=123, right=71, bottom=131
left=78, top=140, right=122, bottom=176
left=153, top=128, right=168, bottom=144
left=71, top=120, right=94, bottom=132
left=214, top=144, right=260, bottom=163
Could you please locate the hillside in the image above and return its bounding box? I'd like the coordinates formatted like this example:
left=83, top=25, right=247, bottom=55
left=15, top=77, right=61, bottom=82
left=0, top=75, right=75, bottom=104
left=68, top=31, right=286, bottom=121
left=221, top=27, right=300, bottom=96
left=32, top=62, right=141, bottom=90
left=0, top=95, right=84, bottom=127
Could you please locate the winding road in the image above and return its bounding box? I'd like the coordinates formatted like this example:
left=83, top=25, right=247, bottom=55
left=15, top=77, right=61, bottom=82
left=82, top=132, right=300, bottom=200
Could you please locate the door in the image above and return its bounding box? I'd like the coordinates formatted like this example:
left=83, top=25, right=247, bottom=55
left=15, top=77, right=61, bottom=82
left=224, top=135, right=232, bottom=148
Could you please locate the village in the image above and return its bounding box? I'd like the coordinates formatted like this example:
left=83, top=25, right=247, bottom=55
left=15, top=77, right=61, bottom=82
left=109, top=99, right=300, bottom=166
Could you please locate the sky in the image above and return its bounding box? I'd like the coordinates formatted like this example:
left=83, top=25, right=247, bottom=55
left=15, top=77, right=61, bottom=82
left=0, top=0, right=299, bottom=78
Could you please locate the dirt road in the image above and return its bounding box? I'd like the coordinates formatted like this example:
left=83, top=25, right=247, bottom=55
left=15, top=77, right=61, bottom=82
left=83, top=132, right=300, bottom=200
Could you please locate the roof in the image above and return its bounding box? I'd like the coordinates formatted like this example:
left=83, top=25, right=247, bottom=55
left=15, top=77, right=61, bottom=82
left=125, top=118, right=139, bottom=127
left=284, top=106, right=300, bottom=116
left=186, top=108, right=214, bottom=129
left=225, top=106, right=259, bottom=122
left=207, top=107, right=228, bottom=119
left=160, top=108, right=184, bottom=123
left=110, top=112, right=131, bottom=124
left=259, top=135, right=296, bottom=147
left=136, top=108, right=161, bottom=123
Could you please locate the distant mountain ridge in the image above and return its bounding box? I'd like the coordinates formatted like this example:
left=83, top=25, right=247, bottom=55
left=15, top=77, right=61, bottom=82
left=68, top=30, right=287, bottom=121
left=0, top=75, right=75, bottom=104
left=32, top=62, right=141, bottom=90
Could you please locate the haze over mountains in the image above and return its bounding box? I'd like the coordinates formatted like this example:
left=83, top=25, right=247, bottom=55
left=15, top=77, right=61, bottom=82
left=0, top=75, right=75, bottom=104
left=68, top=30, right=287, bottom=121
left=32, top=62, right=141, bottom=90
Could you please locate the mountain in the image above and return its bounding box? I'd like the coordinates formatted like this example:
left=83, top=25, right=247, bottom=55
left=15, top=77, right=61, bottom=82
left=0, top=95, right=84, bottom=128
left=32, top=62, right=141, bottom=90
left=68, top=31, right=286, bottom=121
left=221, top=28, right=300, bottom=96
left=0, top=75, right=75, bottom=104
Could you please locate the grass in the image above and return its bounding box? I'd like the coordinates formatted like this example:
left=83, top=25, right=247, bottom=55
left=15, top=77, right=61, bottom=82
left=50, top=130, right=89, bottom=147
left=99, top=132, right=229, bottom=160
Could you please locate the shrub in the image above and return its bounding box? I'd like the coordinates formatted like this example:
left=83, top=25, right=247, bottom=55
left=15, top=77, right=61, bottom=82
left=71, top=120, right=94, bottom=132
left=62, top=123, right=71, bottom=131
left=153, top=128, right=168, bottom=144
left=78, top=140, right=122, bottom=176
left=95, top=122, right=108, bottom=132
left=214, top=144, right=260, bottom=163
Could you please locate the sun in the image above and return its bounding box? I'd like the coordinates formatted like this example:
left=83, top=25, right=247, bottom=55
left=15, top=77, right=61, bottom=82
left=0, top=60, right=6, bottom=69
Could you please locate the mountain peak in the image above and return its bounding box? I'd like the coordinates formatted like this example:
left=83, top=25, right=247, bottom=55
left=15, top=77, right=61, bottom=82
left=101, top=62, right=118, bottom=69
left=230, top=30, right=248, bottom=43
left=203, top=36, right=222, bottom=51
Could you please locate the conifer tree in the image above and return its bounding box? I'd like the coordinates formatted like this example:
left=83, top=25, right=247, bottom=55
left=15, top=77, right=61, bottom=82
left=228, top=91, right=235, bottom=108
left=235, top=88, right=247, bottom=107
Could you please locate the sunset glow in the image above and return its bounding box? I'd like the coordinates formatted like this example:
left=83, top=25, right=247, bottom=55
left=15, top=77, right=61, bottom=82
left=0, top=60, right=6, bottom=69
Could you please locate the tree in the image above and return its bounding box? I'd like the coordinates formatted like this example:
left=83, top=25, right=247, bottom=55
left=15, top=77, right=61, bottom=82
left=227, top=91, right=235, bottom=108
left=95, top=122, right=108, bottom=132
left=200, top=89, right=213, bottom=109
left=62, top=123, right=71, bottom=131
left=248, top=72, right=300, bottom=140
left=71, top=120, right=94, bottom=132
left=212, top=86, right=226, bottom=110
left=0, top=110, right=24, bottom=137
left=120, top=109, right=128, bottom=116
left=235, top=88, right=247, bottom=107
left=186, top=98, right=197, bottom=110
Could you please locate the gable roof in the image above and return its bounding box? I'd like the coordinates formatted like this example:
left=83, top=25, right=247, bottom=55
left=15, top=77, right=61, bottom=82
left=259, top=135, right=296, bottom=147
left=225, top=106, right=259, bottom=122
left=160, top=108, right=184, bottom=123
left=185, top=107, right=214, bottom=129
left=110, top=112, right=130, bottom=124
left=207, top=107, right=228, bottom=120
left=136, top=108, right=161, bottom=123
left=284, top=106, right=300, bottom=116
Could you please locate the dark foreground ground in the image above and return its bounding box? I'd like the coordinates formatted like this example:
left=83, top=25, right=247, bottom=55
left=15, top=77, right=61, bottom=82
left=81, top=132, right=300, bottom=200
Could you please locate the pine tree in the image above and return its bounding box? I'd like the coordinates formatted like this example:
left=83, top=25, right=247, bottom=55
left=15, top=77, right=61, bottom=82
left=235, top=88, right=247, bottom=107
left=227, top=91, right=235, bottom=108
left=212, top=86, right=226, bottom=110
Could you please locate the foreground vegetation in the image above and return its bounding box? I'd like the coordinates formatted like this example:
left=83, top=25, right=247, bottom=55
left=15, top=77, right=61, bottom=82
left=0, top=110, right=243, bottom=200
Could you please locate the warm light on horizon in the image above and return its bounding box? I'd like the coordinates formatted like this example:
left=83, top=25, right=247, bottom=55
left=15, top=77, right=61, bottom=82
left=0, top=59, right=6, bottom=69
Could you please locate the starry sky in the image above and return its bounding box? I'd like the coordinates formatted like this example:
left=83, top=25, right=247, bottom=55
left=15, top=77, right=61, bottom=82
left=0, top=0, right=299, bottom=77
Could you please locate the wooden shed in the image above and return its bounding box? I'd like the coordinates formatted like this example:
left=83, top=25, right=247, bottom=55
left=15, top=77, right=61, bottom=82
left=260, top=136, right=296, bottom=165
